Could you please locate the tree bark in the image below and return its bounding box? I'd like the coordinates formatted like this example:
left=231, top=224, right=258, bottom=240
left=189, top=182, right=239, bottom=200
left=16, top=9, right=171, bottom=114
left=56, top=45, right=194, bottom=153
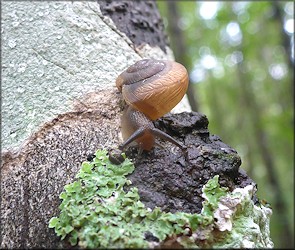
left=1, top=2, right=179, bottom=248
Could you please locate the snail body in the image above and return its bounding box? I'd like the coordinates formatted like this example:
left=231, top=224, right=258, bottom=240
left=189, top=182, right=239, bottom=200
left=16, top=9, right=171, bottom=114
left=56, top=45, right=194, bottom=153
left=116, top=59, right=189, bottom=151
left=120, top=106, right=156, bottom=151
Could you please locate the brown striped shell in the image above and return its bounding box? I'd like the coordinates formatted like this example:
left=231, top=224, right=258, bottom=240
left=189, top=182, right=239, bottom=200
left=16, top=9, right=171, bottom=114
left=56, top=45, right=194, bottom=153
left=116, top=59, right=189, bottom=120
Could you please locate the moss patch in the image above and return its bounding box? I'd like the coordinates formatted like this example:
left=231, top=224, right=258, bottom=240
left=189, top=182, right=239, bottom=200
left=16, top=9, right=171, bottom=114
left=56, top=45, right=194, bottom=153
left=49, top=149, right=273, bottom=248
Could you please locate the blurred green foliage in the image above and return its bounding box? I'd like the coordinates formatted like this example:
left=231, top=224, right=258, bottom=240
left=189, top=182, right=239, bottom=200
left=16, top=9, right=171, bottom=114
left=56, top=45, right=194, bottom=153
left=157, top=1, right=294, bottom=248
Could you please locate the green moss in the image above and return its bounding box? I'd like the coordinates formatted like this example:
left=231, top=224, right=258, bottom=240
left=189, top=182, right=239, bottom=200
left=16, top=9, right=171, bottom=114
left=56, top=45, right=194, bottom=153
left=49, top=149, right=273, bottom=248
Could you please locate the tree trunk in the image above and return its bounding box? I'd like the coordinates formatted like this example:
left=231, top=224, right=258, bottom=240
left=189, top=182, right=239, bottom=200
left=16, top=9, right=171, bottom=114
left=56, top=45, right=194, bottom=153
left=1, top=2, right=178, bottom=248
left=1, top=1, right=272, bottom=248
left=166, top=1, right=199, bottom=112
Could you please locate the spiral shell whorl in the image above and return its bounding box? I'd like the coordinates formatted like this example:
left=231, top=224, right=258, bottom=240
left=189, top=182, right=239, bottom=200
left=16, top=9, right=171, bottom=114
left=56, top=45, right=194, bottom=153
left=116, top=59, right=189, bottom=120
left=116, top=59, right=165, bottom=91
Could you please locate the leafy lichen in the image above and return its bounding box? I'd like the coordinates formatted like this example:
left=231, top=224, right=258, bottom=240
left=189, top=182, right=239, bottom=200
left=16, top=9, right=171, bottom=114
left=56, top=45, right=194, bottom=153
left=49, top=149, right=273, bottom=248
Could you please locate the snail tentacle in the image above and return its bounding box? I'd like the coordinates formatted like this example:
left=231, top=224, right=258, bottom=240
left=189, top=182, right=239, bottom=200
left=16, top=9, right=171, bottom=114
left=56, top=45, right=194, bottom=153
left=119, top=127, right=146, bottom=151
left=150, top=128, right=185, bottom=151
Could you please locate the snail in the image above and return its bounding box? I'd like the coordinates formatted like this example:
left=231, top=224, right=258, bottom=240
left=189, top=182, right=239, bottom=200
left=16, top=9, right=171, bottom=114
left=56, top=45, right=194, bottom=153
left=116, top=58, right=189, bottom=153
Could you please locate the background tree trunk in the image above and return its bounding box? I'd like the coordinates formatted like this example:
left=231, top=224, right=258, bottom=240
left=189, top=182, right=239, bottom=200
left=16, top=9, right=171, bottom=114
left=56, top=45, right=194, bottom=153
left=166, top=1, right=199, bottom=112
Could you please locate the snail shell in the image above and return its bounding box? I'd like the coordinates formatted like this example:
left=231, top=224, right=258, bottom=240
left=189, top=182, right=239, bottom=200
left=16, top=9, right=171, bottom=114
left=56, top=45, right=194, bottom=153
left=116, top=59, right=189, bottom=120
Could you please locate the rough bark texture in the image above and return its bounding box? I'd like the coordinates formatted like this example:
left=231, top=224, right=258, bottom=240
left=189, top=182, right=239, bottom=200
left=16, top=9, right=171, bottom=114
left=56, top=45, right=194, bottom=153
left=99, top=0, right=168, bottom=52
left=1, top=90, right=122, bottom=248
left=1, top=103, right=255, bottom=248
left=1, top=1, right=177, bottom=248
left=126, top=112, right=255, bottom=214
left=1, top=1, right=173, bottom=152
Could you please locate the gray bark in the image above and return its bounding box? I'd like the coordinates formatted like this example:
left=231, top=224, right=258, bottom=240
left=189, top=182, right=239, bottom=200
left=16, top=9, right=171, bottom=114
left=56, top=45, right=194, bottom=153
left=1, top=2, right=185, bottom=248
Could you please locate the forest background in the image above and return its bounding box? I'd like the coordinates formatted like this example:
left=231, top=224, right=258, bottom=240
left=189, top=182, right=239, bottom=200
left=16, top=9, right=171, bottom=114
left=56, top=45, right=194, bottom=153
left=157, top=1, right=294, bottom=248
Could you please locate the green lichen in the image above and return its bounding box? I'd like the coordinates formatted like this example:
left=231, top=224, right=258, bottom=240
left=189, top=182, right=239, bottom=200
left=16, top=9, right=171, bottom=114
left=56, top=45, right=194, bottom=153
left=211, top=185, right=274, bottom=248
left=49, top=149, right=273, bottom=248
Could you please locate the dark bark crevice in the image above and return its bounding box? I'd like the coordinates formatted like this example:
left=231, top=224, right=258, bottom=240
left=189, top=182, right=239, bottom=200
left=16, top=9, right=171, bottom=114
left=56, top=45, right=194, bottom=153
left=98, top=0, right=168, bottom=53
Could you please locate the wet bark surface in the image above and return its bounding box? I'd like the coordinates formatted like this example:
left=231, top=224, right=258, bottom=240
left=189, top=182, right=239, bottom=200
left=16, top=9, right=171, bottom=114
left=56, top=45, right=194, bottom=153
left=125, top=111, right=255, bottom=213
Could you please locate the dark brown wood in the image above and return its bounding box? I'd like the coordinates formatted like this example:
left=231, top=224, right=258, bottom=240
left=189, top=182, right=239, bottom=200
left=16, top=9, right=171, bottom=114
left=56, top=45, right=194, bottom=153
left=99, top=0, right=168, bottom=53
